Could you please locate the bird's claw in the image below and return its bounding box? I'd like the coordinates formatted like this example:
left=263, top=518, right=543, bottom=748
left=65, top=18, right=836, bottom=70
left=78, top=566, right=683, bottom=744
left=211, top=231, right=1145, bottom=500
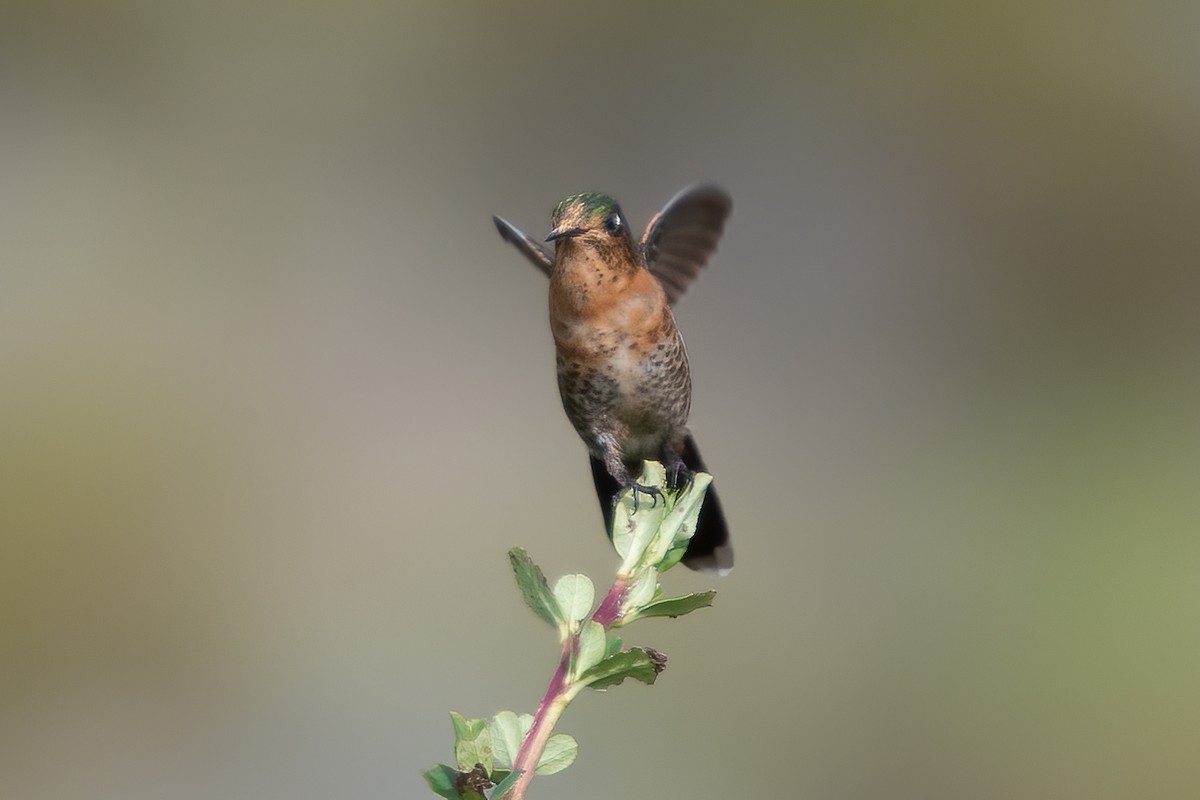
left=628, top=482, right=663, bottom=513
left=665, top=459, right=695, bottom=492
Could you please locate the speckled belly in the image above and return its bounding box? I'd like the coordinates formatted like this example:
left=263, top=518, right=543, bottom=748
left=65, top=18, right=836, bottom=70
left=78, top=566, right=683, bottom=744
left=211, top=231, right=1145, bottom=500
left=555, top=327, right=691, bottom=464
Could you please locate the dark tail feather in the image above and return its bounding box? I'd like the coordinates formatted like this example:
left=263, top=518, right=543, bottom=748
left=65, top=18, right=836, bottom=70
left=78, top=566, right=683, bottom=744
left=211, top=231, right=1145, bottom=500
left=588, top=435, right=733, bottom=574
left=589, top=455, right=623, bottom=541
left=675, top=434, right=733, bottom=573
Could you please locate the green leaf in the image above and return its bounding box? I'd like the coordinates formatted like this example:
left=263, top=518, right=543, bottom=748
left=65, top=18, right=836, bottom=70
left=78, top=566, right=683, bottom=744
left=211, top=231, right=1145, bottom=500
left=490, top=768, right=523, bottom=800
left=450, top=712, right=492, bottom=774
left=624, top=570, right=658, bottom=610
left=552, top=574, right=595, bottom=626
left=578, top=647, right=666, bottom=690
left=629, top=590, right=716, bottom=621
left=574, top=620, right=606, bottom=678
left=450, top=711, right=484, bottom=742
left=508, top=547, right=564, bottom=631
left=611, top=463, right=669, bottom=565
left=422, top=763, right=462, bottom=800
left=535, top=733, right=579, bottom=775
left=489, top=711, right=532, bottom=770
left=657, top=541, right=689, bottom=573
left=613, top=570, right=659, bottom=626
left=604, top=632, right=622, bottom=657
left=609, top=463, right=714, bottom=573
left=644, top=470, right=712, bottom=570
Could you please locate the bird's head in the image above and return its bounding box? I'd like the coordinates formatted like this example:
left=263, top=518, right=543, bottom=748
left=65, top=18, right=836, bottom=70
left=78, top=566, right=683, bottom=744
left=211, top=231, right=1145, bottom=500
left=545, top=192, right=633, bottom=252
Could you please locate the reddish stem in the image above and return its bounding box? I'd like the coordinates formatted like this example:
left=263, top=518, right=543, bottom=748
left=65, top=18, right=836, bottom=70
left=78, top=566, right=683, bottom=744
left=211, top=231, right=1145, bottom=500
left=591, top=573, right=630, bottom=627
left=503, top=574, right=632, bottom=799
left=505, top=644, right=569, bottom=799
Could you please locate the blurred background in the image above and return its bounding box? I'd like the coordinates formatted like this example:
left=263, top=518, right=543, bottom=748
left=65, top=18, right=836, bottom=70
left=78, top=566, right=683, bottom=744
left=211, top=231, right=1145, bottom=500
left=2, top=2, right=1198, bottom=798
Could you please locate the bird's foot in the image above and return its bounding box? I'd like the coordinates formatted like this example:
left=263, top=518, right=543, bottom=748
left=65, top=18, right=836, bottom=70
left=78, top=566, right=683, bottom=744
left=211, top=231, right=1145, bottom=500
left=664, top=455, right=695, bottom=492
left=626, top=481, right=664, bottom=513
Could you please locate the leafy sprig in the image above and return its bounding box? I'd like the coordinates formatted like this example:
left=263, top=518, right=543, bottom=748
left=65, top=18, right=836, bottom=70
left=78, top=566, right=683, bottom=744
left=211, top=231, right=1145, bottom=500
left=423, top=462, right=716, bottom=800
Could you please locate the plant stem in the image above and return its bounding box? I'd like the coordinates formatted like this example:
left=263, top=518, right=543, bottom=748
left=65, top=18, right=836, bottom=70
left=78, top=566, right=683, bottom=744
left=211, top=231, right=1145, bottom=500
left=591, top=573, right=629, bottom=628
left=505, top=644, right=570, bottom=799
left=504, top=574, right=632, bottom=799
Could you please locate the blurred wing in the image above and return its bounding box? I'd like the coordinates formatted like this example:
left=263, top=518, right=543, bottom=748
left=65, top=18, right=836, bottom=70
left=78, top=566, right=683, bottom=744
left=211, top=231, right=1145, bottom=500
left=493, top=215, right=553, bottom=277
left=640, top=184, right=731, bottom=305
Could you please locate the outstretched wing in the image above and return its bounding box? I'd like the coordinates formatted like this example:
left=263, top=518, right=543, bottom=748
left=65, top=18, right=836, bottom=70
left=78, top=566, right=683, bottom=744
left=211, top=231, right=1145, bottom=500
left=493, top=215, right=553, bottom=277
left=640, top=184, right=732, bottom=305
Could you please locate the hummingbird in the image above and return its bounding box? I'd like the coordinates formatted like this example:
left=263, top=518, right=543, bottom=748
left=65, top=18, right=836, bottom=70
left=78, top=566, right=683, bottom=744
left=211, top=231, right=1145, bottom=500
left=493, top=185, right=733, bottom=573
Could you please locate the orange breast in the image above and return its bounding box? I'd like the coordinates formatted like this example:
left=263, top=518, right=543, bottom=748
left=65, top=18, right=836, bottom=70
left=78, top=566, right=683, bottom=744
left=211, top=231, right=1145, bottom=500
left=550, top=260, right=671, bottom=362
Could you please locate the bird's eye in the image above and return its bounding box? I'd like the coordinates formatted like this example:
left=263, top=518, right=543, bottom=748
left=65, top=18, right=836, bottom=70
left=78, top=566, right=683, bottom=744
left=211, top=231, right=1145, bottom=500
left=604, top=213, right=622, bottom=233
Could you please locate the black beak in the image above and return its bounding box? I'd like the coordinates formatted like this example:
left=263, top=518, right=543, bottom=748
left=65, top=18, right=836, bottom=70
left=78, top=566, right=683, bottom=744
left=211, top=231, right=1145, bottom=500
left=545, top=226, right=584, bottom=243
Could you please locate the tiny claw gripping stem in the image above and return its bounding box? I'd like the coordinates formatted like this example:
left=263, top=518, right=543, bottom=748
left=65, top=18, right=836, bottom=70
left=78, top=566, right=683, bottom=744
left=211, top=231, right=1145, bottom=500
left=629, top=482, right=663, bottom=513
left=664, top=456, right=694, bottom=492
